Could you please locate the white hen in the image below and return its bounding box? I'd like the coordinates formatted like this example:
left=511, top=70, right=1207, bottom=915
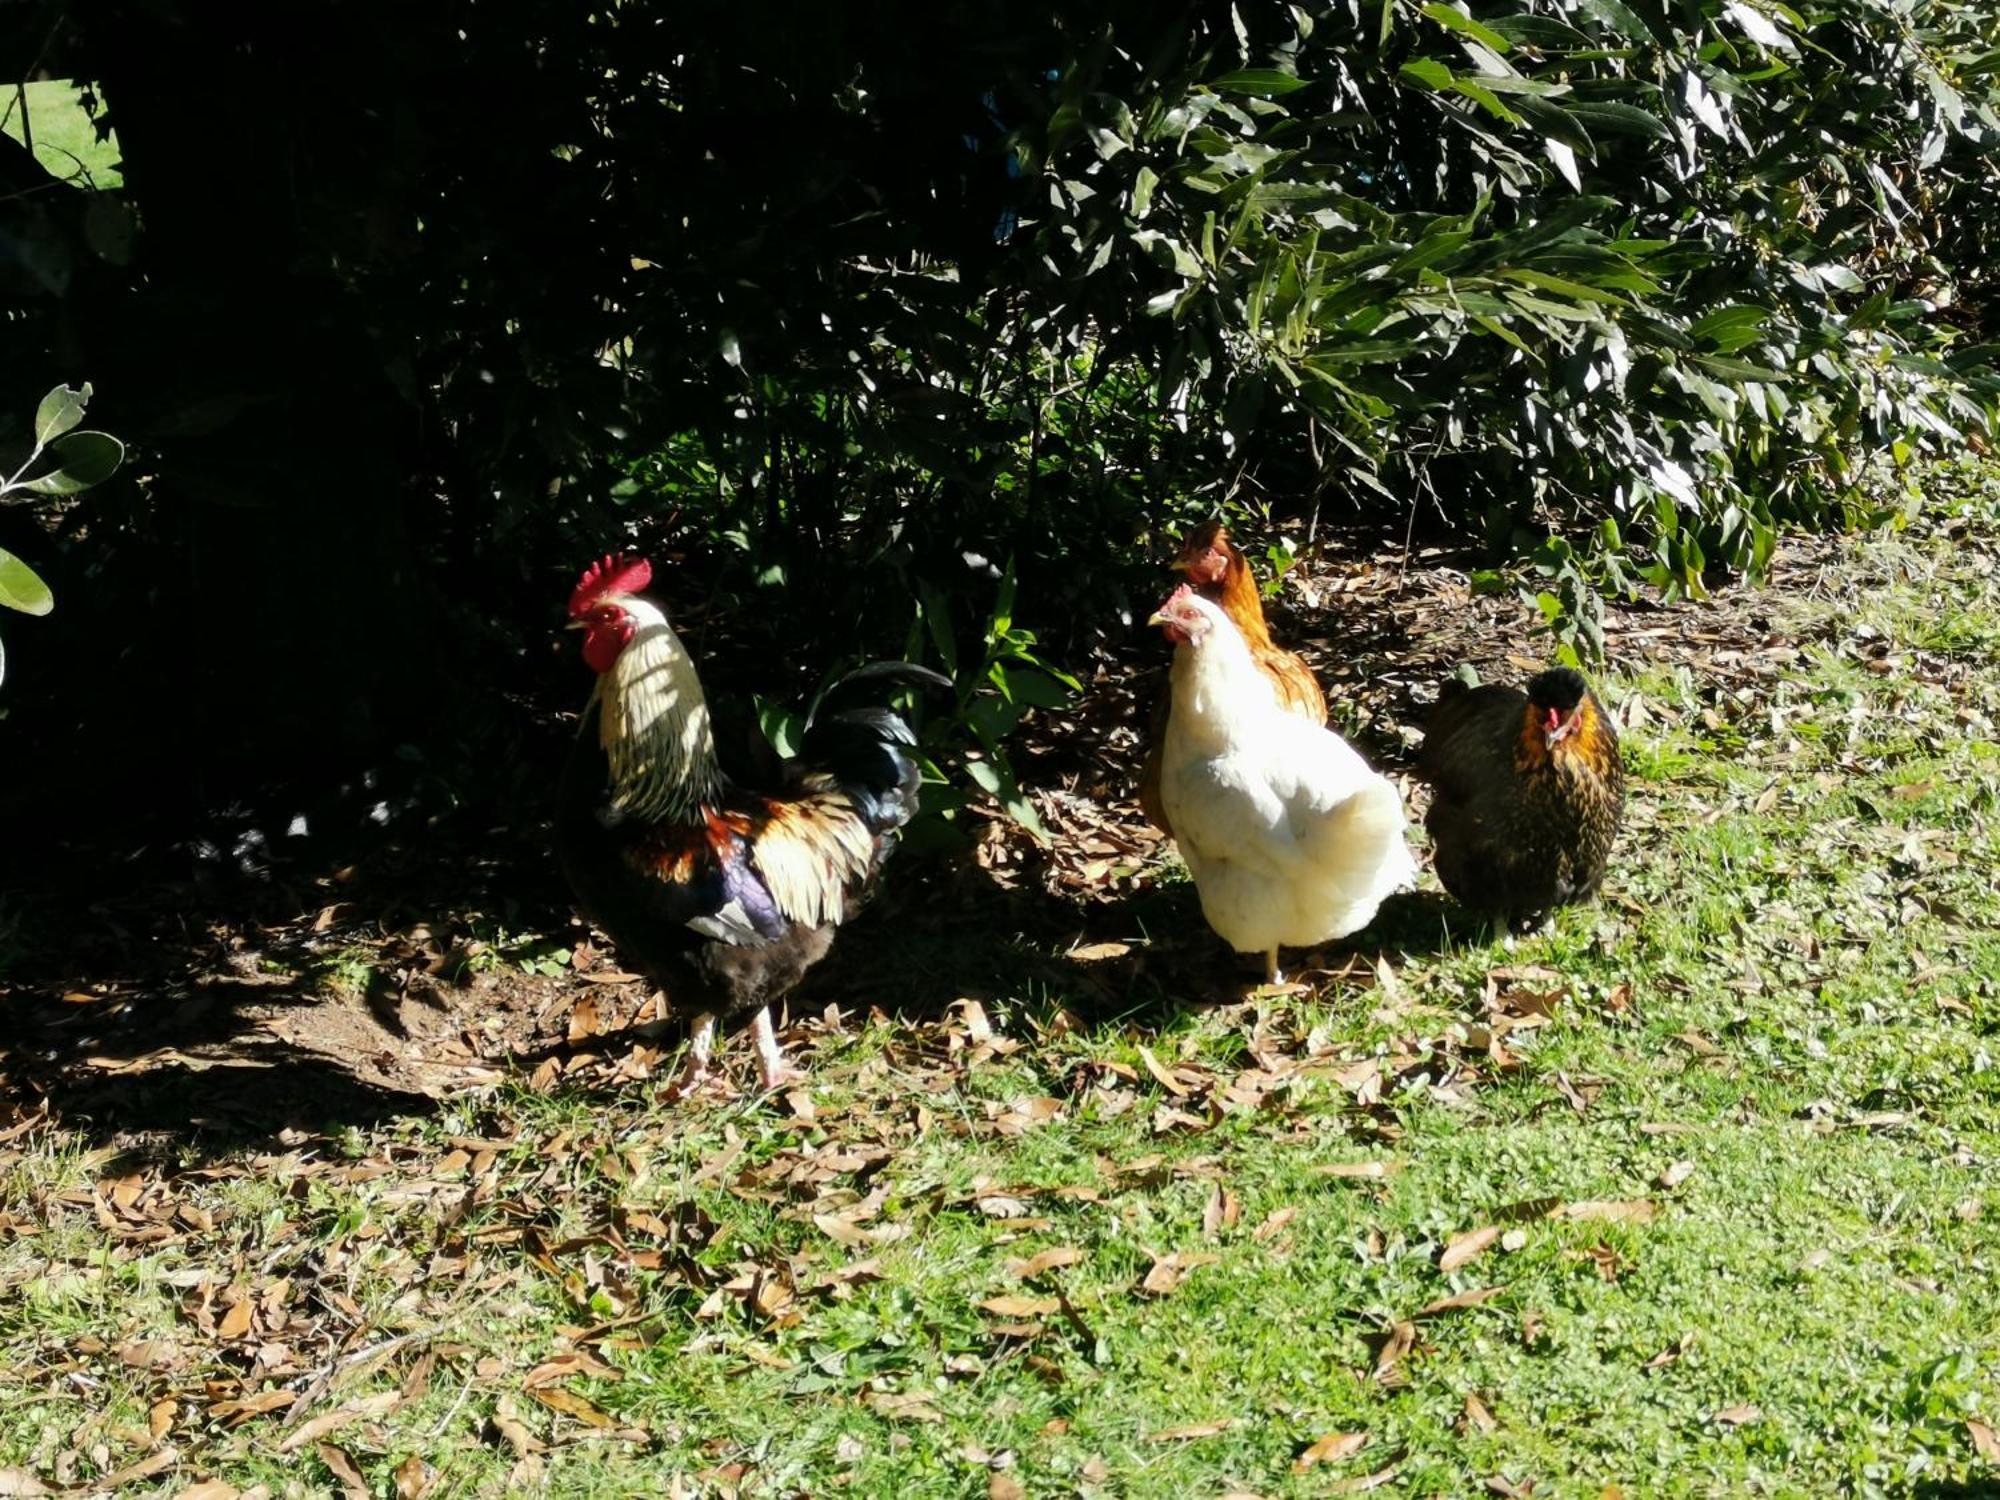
left=1148, top=586, right=1416, bottom=981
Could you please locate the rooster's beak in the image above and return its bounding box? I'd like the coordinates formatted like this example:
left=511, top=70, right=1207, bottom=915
left=565, top=619, right=588, bottom=631
left=1146, top=609, right=1171, bottom=627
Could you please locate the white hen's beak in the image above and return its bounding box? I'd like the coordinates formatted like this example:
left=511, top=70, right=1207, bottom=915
left=1146, top=608, right=1171, bottom=627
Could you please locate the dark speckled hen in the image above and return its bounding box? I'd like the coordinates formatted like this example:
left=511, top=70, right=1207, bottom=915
left=1416, top=667, right=1625, bottom=934
left=556, top=555, right=948, bottom=1095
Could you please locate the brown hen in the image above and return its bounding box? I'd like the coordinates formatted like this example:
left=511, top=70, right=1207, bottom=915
left=1138, top=521, right=1327, bottom=834
left=1416, top=667, right=1624, bottom=934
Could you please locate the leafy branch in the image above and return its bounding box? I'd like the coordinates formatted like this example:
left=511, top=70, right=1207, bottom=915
left=0, top=383, right=126, bottom=687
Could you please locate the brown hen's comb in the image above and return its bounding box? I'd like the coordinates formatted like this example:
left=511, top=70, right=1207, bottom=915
left=569, top=554, right=653, bottom=618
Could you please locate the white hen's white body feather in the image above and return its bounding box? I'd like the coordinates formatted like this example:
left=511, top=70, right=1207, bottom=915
left=1159, top=596, right=1416, bottom=957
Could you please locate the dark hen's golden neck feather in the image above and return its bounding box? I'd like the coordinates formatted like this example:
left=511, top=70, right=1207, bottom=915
left=1514, top=694, right=1616, bottom=777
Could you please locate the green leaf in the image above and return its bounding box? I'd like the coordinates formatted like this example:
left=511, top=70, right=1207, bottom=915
left=756, top=695, right=803, bottom=759
left=20, top=431, right=125, bottom=496
left=1445, top=76, right=1524, bottom=123
left=1001, top=665, right=1073, bottom=710
left=1688, top=304, right=1770, bottom=353
left=1560, top=100, right=1673, bottom=140
left=1421, top=3, right=1513, bottom=53
left=964, top=758, right=1005, bottom=795
left=1498, top=267, right=1629, bottom=304
left=1131, top=164, right=1159, bottom=218
left=1210, top=70, right=1311, bottom=96
left=1484, top=15, right=1594, bottom=48
left=0, top=546, right=54, bottom=617
left=917, top=582, right=959, bottom=677
left=1398, top=57, right=1456, bottom=90
left=1573, top=0, right=1662, bottom=45
left=34, top=383, right=90, bottom=448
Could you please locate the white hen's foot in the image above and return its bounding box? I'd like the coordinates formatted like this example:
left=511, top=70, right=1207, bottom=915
left=661, top=1012, right=719, bottom=1102
left=1262, top=948, right=1284, bottom=986
left=750, top=1007, right=807, bottom=1092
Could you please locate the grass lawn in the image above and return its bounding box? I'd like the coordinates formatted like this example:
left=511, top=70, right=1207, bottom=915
left=3, top=464, right=1999, bottom=1498
left=1, top=79, right=121, bottom=187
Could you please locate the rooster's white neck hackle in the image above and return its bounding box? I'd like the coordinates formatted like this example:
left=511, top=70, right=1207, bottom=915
left=1167, top=599, right=1279, bottom=753
left=593, top=596, right=723, bottom=821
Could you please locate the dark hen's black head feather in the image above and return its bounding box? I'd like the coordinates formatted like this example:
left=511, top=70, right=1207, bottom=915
left=1525, top=667, right=1589, bottom=712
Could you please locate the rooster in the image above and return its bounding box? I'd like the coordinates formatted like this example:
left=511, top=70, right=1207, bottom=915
left=1148, top=585, right=1415, bottom=983
left=1416, top=667, right=1625, bottom=934
left=1140, top=521, right=1326, bottom=834
left=557, top=555, right=949, bottom=1094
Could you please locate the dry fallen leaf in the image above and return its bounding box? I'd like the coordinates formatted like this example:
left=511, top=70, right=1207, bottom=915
left=1329, top=1463, right=1402, bottom=1493
left=1069, top=942, right=1132, bottom=962
left=1293, top=1431, right=1367, bottom=1473
left=1416, top=1285, right=1505, bottom=1318
left=988, top=1475, right=1026, bottom=1500
left=1253, top=1207, right=1297, bottom=1243
left=1712, top=1404, right=1762, bottom=1426
left=393, top=1454, right=433, bottom=1500
left=1373, top=1320, right=1416, bottom=1382
left=1144, top=1419, right=1235, bottom=1442
left=1136, top=1044, right=1189, bottom=1096
left=813, top=1213, right=910, bottom=1249
left=217, top=1297, right=256, bottom=1342
left=1968, top=1419, right=2000, bottom=1464
left=1006, top=1247, right=1084, bottom=1280
left=0, top=1472, right=51, bottom=1498
left=279, top=1392, right=401, bottom=1454
left=1656, top=1160, right=1696, bottom=1190
left=1314, top=1160, right=1400, bottom=1180
left=1553, top=1200, right=1658, bottom=1225
left=1440, top=1226, right=1502, bottom=1272
left=865, top=1391, right=943, bottom=1423
left=171, top=1484, right=240, bottom=1500
left=980, top=1295, right=1060, bottom=1318
left=1462, top=1391, right=1498, bottom=1434
left=1140, top=1251, right=1220, bottom=1297
left=489, top=1401, right=546, bottom=1458
left=1202, top=1185, right=1240, bottom=1239
left=531, top=1387, right=619, bottom=1428
left=316, top=1444, right=370, bottom=1500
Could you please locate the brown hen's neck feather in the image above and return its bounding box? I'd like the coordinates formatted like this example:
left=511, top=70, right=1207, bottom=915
left=595, top=603, right=723, bottom=822
left=1201, top=540, right=1277, bottom=651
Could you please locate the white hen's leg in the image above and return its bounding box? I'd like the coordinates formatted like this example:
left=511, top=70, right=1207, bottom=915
left=1263, top=948, right=1283, bottom=986
left=750, top=1006, right=806, bottom=1091
left=663, top=1011, right=718, bottom=1100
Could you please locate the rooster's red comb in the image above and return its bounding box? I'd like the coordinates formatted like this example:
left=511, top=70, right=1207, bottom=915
left=569, top=554, right=653, bottom=618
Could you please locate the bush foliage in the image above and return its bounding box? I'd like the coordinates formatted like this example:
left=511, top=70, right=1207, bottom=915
left=4, top=0, right=1997, bottom=819
left=319, top=0, right=2000, bottom=657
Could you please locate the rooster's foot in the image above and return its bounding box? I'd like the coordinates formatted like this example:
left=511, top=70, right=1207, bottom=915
left=661, top=1011, right=720, bottom=1102
left=750, top=1007, right=807, bottom=1093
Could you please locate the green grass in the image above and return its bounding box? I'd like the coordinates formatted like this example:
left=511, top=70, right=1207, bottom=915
left=0, top=80, right=121, bottom=187
left=4, top=471, right=2000, bottom=1497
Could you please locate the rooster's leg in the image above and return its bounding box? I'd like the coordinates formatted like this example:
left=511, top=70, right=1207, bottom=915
left=1262, top=948, right=1283, bottom=986
left=750, top=1006, right=806, bottom=1091
left=663, top=1011, right=718, bottom=1100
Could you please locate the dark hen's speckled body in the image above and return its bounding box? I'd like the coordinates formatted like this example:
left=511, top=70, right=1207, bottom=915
left=1417, top=670, right=1625, bottom=933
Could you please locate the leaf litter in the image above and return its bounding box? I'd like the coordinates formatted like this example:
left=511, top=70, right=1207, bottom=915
left=4, top=501, right=2000, bottom=1494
